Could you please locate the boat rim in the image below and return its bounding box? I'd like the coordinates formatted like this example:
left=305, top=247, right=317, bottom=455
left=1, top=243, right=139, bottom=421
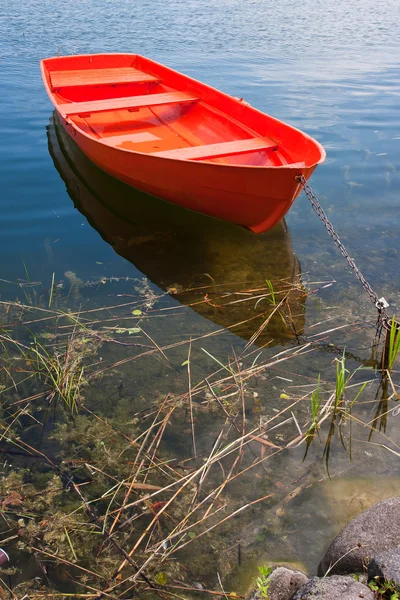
left=41, top=54, right=326, bottom=170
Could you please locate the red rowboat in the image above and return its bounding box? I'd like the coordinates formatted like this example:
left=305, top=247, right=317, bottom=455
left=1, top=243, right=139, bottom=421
left=41, top=53, right=325, bottom=233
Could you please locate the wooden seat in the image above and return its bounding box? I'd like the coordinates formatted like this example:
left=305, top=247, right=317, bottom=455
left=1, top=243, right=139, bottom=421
left=151, top=137, right=278, bottom=160
left=59, top=92, right=198, bottom=117
left=102, top=132, right=162, bottom=146
left=50, top=67, right=160, bottom=88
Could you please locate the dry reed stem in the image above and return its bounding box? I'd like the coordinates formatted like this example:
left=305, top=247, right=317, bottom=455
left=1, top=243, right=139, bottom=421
left=30, top=546, right=107, bottom=581
left=82, top=407, right=181, bottom=481
left=153, top=492, right=274, bottom=561
left=108, top=398, right=173, bottom=536
left=143, top=403, right=176, bottom=484
left=186, top=339, right=197, bottom=458
left=244, top=294, right=289, bottom=350
left=150, top=583, right=244, bottom=598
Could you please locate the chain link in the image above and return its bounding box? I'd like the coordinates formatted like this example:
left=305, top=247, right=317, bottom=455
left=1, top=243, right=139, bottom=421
left=296, top=174, right=390, bottom=326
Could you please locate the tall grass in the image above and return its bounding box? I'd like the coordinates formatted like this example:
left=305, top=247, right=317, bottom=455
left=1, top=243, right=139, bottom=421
left=303, top=353, right=369, bottom=472
left=387, top=316, right=400, bottom=372
left=334, top=350, right=349, bottom=410
left=303, top=374, right=321, bottom=459
left=0, top=330, right=89, bottom=413
left=265, top=278, right=277, bottom=306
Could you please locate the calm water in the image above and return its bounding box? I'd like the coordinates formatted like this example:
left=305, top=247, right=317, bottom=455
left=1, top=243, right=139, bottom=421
left=1, top=0, right=400, bottom=290
left=1, top=0, right=400, bottom=590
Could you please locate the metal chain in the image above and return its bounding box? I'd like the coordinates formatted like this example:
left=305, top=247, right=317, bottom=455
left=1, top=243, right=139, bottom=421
left=296, top=174, right=390, bottom=326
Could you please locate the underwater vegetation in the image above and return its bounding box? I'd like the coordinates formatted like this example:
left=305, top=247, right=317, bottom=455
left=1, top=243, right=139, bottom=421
left=0, top=269, right=399, bottom=598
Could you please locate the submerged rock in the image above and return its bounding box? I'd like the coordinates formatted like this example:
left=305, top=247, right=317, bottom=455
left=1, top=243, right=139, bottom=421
left=368, top=546, right=400, bottom=591
left=292, top=575, right=374, bottom=600
left=318, top=497, right=400, bottom=576
left=257, top=566, right=308, bottom=600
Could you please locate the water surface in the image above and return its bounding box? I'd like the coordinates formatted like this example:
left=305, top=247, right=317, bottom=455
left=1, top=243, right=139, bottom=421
left=1, top=0, right=400, bottom=592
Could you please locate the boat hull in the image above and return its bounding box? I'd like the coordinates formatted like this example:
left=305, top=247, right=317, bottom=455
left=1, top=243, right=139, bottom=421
left=61, top=115, right=314, bottom=233
left=41, top=53, right=325, bottom=233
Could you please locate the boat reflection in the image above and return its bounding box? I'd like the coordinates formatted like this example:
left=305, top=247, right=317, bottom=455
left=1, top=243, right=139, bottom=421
left=47, top=113, right=305, bottom=347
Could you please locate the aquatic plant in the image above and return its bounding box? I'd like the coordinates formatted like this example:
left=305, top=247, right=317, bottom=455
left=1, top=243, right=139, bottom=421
left=310, top=374, right=321, bottom=428
left=303, top=374, right=321, bottom=458
left=387, top=316, right=400, bottom=372
left=0, top=329, right=97, bottom=413
left=0, top=270, right=398, bottom=598
left=334, top=350, right=347, bottom=409
left=301, top=352, right=370, bottom=473
left=255, top=564, right=273, bottom=598
left=48, top=271, right=56, bottom=308
left=64, top=270, right=84, bottom=298
left=265, top=278, right=277, bottom=307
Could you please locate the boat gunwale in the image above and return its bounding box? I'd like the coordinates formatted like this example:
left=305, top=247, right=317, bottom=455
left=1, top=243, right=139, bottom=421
left=40, top=53, right=326, bottom=170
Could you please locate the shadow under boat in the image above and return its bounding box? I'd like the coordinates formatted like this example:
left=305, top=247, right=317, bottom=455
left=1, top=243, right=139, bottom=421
left=47, top=113, right=306, bottom=347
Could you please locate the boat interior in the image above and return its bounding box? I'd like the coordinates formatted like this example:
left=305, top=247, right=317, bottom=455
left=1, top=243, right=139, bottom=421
left=42, top=54, right=317, bottom=166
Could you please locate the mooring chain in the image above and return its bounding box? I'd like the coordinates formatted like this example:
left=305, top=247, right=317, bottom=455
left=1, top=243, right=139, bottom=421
left=296, top=174, right=390, bottom=328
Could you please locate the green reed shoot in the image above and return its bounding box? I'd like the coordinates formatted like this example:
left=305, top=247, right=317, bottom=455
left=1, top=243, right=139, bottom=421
left=64, top=526, right=78, bottom=562
left=265, top=279, right=277, bottom=306
left=348, top=379, right=368, bottom=410
left=310, top=374, right=321, bottom=427
left=303, top=374, right=321, bottom=459
left=27, top=336, right=84, bottom=413
left=22, top=260, right=31, bottom=282
left=334, top=350, right=350, bottom=410
left=201, top=347, right=234, bottom=375
left=48, top=272, right=56, bottom=308
left=304, top=354, right=369, bottom=472
left=2, top=331, right=85, bottom=413
left=387, top=316, right=400, bottom=372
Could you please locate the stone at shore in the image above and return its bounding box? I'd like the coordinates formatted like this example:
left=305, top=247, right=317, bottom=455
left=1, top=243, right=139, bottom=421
left=318, top=497, right=400, bottom=575
left=368, top=546, right=400, bottom=591
left=259, top=566, right=308, bottom=600
left=292, top=575, right=375, bottom=600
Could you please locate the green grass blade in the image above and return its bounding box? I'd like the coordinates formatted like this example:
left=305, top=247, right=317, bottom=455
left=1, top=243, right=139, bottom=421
left=201, top=348, right=233, bottom=375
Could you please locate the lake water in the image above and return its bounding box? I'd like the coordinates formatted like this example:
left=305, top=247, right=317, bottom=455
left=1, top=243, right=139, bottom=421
left=2, top=0, right=400, bottom=291
left=1, top=0, right=400, bottom=594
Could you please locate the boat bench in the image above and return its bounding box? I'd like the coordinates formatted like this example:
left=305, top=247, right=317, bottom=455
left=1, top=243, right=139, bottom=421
left=59, top=92, right=199, bottom=116
left=50, top=67, right=160, bottom=88
left=151, top=137, right=278, bottom=160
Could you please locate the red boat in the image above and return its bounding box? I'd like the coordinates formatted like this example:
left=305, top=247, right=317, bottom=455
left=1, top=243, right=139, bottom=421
left=41, top=53, right=325, bottom=233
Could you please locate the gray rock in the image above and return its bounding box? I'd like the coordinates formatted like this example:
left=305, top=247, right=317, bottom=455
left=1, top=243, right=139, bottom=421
left=368, top=546, right=400, bottom=591
left=292, top=575, right=374, bottom=600
left=318, top=497, right=400, bottom=575
left=263, top=567, right=308, bottom=600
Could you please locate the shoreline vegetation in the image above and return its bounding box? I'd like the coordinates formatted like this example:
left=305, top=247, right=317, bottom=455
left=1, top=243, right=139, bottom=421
left=0, top=270, right=399, bottom=599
